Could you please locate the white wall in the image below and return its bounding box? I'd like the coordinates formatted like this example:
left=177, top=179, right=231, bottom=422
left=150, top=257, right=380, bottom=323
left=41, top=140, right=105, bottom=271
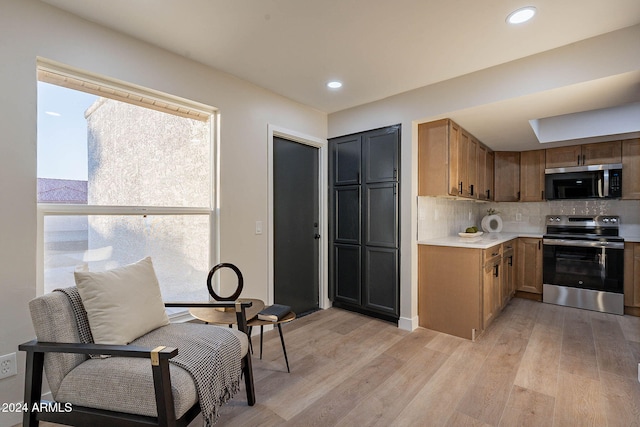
left=328, top=24, right=640, bottom=331
left=0, top=1, right=326, bottom=423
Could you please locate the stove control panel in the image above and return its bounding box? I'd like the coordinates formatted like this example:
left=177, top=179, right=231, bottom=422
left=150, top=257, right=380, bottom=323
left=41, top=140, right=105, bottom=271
left=545, top=215, right=620, bottom=227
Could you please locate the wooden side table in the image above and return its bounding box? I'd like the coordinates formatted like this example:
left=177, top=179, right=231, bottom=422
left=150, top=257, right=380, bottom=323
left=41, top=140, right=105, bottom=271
left=189, top=298, right=265, bottom=326
left=247, top=311, right=296, bottom=373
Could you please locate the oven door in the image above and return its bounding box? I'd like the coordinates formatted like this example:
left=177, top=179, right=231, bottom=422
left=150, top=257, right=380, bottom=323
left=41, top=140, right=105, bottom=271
left=543, top=239, right=624, bottom=293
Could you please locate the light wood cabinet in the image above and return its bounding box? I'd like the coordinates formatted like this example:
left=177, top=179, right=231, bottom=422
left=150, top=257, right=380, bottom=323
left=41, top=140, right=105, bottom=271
left=624, top=242, right=640, bottom=314
left=502, top=241, right=515, bottom=307
left=520, top=150, right=545, bottom=202
left=545, top=141, right=621, bottom=168
left=418, top=119, right=493, bottom=200
left=485, top=150, right=495, bottom=201
left=482, top=245, right=502, bottom=329
left=622, top=138, right=640, bottom=199
left=494, top=152, right=520, bottom=201
left=516, top=237, right=543, bottom=294
left=418, top=242, right=513, bottom=340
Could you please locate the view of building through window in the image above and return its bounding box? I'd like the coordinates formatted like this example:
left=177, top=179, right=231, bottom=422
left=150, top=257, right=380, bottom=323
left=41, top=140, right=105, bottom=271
left=38, top=79, right=213, bottom=304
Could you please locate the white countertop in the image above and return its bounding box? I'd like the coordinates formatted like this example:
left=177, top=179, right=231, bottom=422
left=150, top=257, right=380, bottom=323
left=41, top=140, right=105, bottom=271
left=419, top=231, right=640, bottom=247
left=418, top=232, right=541, bottom=249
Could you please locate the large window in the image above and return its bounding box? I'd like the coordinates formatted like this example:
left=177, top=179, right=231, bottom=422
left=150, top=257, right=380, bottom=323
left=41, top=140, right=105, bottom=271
left=37, top=61, right=216, bottom=307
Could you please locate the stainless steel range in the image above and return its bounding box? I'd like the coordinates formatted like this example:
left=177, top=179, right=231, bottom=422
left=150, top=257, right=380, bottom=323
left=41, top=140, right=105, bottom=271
left=543, top=215, right=624, bottom=315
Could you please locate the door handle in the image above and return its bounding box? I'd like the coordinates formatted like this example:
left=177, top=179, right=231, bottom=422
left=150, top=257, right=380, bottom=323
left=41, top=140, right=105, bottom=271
left=314, top=233, right=321, bottom=239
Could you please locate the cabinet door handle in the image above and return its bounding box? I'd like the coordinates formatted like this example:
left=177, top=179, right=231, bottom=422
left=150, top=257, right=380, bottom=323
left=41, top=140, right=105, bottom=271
left=541, top=190, right=544, bottom=200
left=509, top=255, right=513, bottom=266
left=470, top=184, right=474, bottom=196
left=494, top=264, right=499, bottom=277
left=517, top=191, right=521, bottom=201
left=459, top=182, right=463, bottom=194
left=538, top=240, right=541, bottom=250
left=577, top=155, right=580, bottom=166
left=486, top=189, right=491, bottom=199
left=582, top=155, right=586, bottom=165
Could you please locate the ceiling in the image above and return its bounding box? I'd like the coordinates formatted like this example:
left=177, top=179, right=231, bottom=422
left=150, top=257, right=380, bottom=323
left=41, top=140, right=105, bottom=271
left=41, top=0, right=640, bottom=150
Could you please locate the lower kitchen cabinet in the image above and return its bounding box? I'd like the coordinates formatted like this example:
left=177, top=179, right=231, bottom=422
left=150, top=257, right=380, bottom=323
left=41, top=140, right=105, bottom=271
left=502, top=241, right=515, bottom=306
left=516, top=237, right=543, bottom=295
left=418, top=240, right=515, bottom=340
left=624, top=242, right=640, bottom=315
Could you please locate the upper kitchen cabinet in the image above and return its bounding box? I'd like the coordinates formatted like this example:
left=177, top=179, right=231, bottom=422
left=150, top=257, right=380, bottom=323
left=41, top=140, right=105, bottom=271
left=519, top=150, right=545, bottom=201
left=622, top=138, right=640, bottom=199
left=494, top=152, right=520, bottom=202
left=418, top=118, right=493, bottom=200
left=545, top=141, right=621, bottom=168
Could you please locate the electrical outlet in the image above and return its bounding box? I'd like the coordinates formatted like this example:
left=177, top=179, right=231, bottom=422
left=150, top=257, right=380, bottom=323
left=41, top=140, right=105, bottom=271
left=0, top=352, right=17, bottom=379
left=516, top=212, right=522, bottom=221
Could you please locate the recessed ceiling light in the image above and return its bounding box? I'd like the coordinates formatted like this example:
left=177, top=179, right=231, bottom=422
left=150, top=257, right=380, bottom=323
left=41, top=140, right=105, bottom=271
left=327, top=81, right=343, bottom=89
left=45, top=111, right=61, bottom=117
left=506, top=6, right=536, bottom=24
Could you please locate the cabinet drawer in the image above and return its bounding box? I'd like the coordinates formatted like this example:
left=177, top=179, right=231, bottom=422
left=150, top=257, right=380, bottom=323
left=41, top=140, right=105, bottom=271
left=483, top=244, right=502, bottom=263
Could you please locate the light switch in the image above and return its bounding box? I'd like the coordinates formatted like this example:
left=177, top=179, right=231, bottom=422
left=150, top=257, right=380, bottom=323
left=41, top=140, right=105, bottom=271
left=255, top=221, right=263, bottom=235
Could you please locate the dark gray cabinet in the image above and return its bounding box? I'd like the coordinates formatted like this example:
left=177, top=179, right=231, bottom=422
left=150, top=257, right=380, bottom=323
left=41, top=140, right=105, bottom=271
left=329, top=125, right=400, bottom=322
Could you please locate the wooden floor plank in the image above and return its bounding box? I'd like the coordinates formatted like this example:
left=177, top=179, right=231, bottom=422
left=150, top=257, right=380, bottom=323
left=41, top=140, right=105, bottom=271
left=553, top=370, right=606, bottom=427
left=498, top=385, right=555, bottom=427
left=457, top=327, right=529, bottom=425
left=23, top=302, right=640, bottom=427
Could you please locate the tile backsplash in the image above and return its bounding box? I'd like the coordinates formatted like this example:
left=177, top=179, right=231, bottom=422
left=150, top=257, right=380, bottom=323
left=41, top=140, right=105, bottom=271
left=417, top=196, right=640, bottom=240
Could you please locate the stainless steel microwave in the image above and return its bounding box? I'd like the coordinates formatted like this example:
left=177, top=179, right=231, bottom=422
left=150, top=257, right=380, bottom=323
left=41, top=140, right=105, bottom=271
left=544, top=164, right=622, bottom=200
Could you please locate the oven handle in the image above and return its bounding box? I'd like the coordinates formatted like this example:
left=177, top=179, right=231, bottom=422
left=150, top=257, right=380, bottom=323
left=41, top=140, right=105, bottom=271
left=542, top=238, right=624, bottom=249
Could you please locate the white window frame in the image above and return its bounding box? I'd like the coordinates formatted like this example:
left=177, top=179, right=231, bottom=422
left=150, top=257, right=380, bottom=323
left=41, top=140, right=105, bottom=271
left=35, top=59, right=221, bottom=305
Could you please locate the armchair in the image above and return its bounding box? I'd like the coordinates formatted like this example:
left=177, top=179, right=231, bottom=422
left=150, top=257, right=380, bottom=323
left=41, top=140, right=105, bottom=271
left=20, top=289, right=255, bottom=427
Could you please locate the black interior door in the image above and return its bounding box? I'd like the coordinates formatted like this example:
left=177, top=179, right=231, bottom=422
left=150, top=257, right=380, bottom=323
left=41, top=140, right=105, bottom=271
left=273, top=137, right=319, bottom=315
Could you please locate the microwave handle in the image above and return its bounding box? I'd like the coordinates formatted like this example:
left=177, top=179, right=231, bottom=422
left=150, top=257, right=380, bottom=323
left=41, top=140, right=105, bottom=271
left=603, top=170, right=609, bottom=198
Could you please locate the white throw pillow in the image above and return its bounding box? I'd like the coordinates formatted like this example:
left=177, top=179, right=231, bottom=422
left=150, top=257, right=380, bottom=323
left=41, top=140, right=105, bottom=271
left=74, top=257, right=170, bottom=345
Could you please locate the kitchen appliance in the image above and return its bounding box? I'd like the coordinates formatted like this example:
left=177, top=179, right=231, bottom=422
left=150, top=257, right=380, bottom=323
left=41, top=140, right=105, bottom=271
left=543, top=215, right=624, bottom=315
left=545, top=164, right=622, bottom=200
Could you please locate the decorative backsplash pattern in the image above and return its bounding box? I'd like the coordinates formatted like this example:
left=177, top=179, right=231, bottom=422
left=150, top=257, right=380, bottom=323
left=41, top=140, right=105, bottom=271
left=418, top=196, right=640, bottom=240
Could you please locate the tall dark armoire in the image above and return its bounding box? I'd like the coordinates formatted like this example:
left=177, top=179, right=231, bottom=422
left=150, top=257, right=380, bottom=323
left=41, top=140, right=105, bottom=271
left=328, top=124, right=400, bottom=322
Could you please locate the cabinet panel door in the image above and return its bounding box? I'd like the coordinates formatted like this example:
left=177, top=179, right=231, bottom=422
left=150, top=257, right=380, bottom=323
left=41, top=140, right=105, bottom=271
left=494, top=152, right=520, bottom=202
left=363, top=126, right=399, bottom=183
left=486, top=150, right=494, bottom=201
left=545, top=145, right=581, bottom=168
left=332, top=135, right=361, bottom=185
left=467, top=135, right=478, bottom=198
left=622, top=139, right=640, bottom=199
left=364, top=247, right=398, bottom=315
left=334, top=244, right=361, bottom=305
left=583, top=141, right=621, bottom=165
left=334, top=186, right=361, bottom=244
left=365, top=182, right=398, bottom=248
left=448, top=122, right=462, bottom=196
left=520, top=150, right=546, bottom=201
left=516, top=238, right=542, bottom=294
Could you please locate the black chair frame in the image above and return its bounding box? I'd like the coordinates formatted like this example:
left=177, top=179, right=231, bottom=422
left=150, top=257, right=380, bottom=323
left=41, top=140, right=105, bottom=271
left=19, top=300, right=255, bottom=427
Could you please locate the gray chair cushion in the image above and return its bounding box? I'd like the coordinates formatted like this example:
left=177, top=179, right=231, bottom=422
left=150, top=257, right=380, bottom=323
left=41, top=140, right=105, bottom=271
left=56, top=357, right=198, bottom=418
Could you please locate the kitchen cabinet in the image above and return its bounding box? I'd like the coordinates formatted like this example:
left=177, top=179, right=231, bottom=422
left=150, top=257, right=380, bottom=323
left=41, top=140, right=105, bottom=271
left=624, top=242, right=640, bottom=315
left=482, top=245, right=502, bottom=329
left=494, top=152, right=520, bottom=202
left=519, top=150, right=545, bottom=201
left=502, top=241, right=515, bottom=307
left=418, top=242, right=512, bottom=340
left=622, top=138, right=640, bottom=199
left=418, top=119, right=493, bottom=200
left=545, top=141, right=621, bottom=168
left=516, top=237, right=543, bottom=295
left=329, top=125, right=400, bottom=322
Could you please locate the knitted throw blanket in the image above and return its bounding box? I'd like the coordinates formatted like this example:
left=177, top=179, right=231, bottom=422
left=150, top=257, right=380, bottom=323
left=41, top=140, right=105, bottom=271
left=55, top=287, right=242, bottom=426
left=132, top=323, right=242, bottom=426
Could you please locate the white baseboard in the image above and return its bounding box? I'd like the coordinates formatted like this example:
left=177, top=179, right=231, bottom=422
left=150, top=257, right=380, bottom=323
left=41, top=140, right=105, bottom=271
left=398, top=315, right=418, bottom=331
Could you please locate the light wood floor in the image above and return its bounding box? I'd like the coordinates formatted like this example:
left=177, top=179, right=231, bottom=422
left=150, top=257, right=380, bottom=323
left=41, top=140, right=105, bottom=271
left=34, top=298, right=640, bottom=426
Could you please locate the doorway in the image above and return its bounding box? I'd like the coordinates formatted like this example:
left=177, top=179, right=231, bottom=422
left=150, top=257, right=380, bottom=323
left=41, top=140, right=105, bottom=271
left=273, top=136, right=320, bottom=315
